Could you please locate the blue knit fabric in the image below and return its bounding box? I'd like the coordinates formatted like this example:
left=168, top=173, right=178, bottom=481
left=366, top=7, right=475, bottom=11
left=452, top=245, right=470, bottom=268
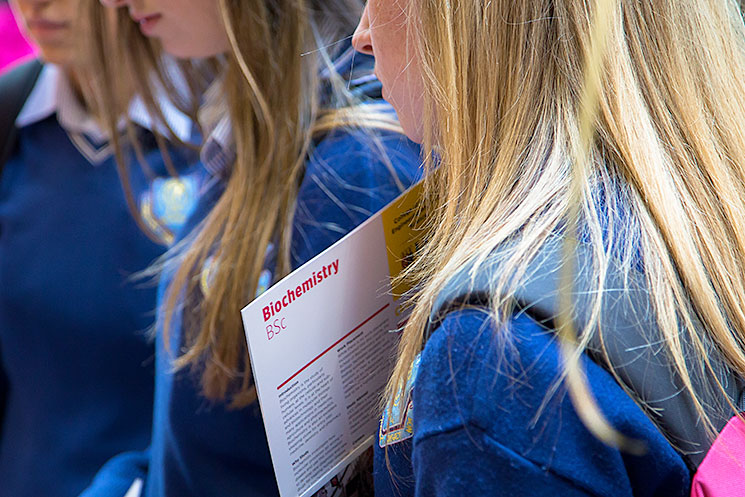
left=0, top=115, right=202, bottom=497
left=81, top=125, right=422, bottom=497
left=375, top=309, right=691, bottom=497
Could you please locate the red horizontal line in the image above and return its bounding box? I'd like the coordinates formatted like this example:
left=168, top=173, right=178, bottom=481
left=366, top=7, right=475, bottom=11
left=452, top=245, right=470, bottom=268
left=277, top=303, right=390, bottom=390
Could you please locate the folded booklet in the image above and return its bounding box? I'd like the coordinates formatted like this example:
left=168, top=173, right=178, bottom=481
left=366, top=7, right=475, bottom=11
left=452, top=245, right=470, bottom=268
left=241, top=181, right=424, bottom=497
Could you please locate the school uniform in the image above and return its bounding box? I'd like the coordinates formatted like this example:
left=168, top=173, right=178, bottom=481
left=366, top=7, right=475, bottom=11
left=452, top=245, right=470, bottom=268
left=0, top=63, right=203, bottom=497
left=375, top=309, right=691, bottom=497
left=80, top=51, right=423, bottom=497
left=373, top=212, right=703, bottom=497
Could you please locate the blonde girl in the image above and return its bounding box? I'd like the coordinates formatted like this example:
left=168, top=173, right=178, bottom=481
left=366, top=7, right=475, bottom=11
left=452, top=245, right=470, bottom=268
left=81, top=0, right=421, bottom=495
left=353, top=0, right=745, bottom=495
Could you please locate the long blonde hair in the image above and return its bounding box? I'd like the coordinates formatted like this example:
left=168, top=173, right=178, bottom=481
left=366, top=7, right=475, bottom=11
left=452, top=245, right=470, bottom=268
left=87, top=0, right=402, bottom=407
left=390, top=0, right=745, bottom=449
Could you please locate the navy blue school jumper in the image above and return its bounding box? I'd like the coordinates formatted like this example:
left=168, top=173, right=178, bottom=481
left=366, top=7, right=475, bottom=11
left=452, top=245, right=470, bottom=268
left=373, top=208, right=697, bottom=497
left=80, top=77, right=423, bottom=497
left=374, top=310, right=691, bottom=497
left=0, top=65, right=203, bottom=497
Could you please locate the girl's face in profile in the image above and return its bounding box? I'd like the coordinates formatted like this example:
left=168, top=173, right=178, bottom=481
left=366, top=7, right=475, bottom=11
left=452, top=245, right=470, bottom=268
left=100, top=0, right=229, bottom=59
left=353, top=0, right=424, bottom=143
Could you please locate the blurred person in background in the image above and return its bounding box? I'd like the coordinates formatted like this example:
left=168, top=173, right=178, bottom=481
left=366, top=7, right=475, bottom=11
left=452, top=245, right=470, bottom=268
left=0, top=0, right=204, bottom=495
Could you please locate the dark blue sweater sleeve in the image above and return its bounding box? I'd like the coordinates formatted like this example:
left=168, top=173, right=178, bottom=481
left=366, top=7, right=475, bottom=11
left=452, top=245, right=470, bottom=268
left=291, top=127, right=421, bottom=268
left=409, top=309, right=690, bottom=497
left=415, top=427, right=600, bottom=496
left=78, top=448, right=149, bottom=497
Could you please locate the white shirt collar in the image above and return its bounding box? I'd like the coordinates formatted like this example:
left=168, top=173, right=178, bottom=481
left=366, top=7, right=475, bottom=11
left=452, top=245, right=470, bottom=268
left=15, top=63, right=193, bottom=143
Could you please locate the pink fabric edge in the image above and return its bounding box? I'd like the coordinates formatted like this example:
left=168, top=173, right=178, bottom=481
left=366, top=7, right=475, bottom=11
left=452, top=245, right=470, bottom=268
left=691, top=415, right=745, bottom=497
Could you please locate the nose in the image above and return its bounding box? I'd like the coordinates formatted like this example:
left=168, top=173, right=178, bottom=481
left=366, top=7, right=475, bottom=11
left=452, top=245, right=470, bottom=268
left=352, top=6, right=374, bottom=56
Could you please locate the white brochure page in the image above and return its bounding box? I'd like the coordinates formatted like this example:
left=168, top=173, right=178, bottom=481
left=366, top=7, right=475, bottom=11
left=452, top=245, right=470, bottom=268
left=241, top=184, right=422, bottom=497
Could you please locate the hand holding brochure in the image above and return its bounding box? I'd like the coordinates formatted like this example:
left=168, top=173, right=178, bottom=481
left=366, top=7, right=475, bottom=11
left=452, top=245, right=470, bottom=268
left=241, top=182, right=424, bottom=497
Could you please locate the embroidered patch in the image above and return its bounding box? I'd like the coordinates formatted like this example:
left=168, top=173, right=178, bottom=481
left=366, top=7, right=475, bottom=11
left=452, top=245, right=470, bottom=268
left=141, top=175, right=200, bottom=245
left=256, top=268, right=273, bottom=297
left=379, top=354, right=421, bottom=447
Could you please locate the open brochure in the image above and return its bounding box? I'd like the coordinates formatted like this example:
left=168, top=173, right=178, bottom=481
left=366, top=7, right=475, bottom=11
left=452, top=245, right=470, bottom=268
left=241, top=182, right=424, bottom=497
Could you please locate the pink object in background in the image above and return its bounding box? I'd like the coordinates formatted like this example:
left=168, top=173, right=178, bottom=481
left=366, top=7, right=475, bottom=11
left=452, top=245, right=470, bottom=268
left=0, top=3, right=35, bottom=73
left=691, top=415, right=745, bottom=497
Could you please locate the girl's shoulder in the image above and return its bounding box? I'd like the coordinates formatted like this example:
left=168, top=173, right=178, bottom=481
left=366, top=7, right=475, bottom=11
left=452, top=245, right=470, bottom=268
left=307, top=125, right=421, bottom=187
left=291, top=126, right=421, bottom=268
left=408, top=308, right=690, bottom=497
